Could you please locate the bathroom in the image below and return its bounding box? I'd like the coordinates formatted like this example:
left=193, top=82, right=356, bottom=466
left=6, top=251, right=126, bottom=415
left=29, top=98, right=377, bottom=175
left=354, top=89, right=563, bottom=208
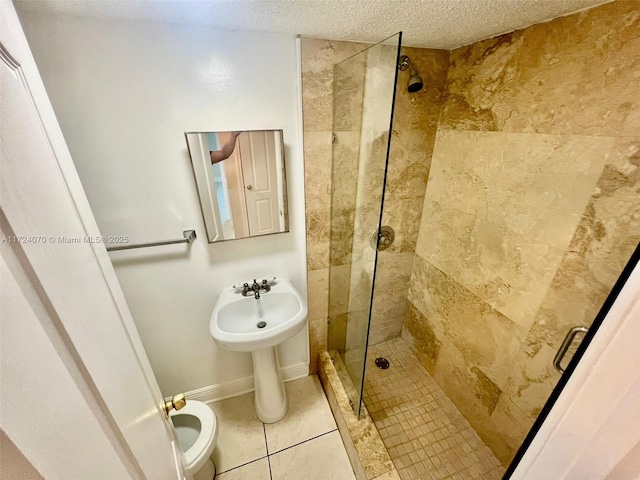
left=1, top=0, right=639, bottom=479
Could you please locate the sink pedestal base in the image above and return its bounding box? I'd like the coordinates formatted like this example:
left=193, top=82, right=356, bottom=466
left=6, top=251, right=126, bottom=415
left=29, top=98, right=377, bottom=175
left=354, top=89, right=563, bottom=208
left=252, top=347, right=288, bottom=423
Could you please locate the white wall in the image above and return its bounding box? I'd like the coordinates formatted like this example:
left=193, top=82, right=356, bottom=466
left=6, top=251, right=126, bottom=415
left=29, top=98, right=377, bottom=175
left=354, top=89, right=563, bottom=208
left=17, top=12, right=308, bottom=396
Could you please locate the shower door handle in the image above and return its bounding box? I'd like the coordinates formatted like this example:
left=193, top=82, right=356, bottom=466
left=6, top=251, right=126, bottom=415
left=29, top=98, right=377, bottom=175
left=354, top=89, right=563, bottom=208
left=553, top=326, right=588, bottom=373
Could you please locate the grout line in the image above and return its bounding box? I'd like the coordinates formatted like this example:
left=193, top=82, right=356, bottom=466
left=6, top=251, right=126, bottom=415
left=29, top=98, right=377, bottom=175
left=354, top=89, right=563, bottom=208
left=263, top=421, right=270, bottom=455
left=266, top=428, right=338, bottom=457
left=263, top=423, right=273, bottom=480
left=216, top=455, right=269, bottom=475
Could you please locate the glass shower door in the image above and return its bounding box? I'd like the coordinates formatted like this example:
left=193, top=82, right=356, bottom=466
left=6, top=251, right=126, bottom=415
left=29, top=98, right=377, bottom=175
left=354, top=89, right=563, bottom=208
left=327, top=33, right=402, bottom=416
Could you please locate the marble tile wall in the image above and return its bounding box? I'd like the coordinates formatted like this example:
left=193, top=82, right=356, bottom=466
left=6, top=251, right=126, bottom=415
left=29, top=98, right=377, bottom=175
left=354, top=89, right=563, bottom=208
left=301, top=38, right=449, bottom=372
left=371, top=47, right=449, bottom=344
left=406, top=0, right=640, bottom=465
left=302, top=39, right=368, bottom=373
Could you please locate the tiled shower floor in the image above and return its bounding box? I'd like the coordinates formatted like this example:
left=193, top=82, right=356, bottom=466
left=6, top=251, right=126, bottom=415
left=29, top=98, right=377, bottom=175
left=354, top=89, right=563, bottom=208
left=363, top=338, right=505, bottom=480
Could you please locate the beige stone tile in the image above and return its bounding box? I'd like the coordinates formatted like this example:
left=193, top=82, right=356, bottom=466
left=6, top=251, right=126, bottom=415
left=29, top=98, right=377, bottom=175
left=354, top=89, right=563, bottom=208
left=331, top=131, right=361, bottom=211
left=371, top=470, right=402, bottom=480
left=428, top=257, right=524, bottom=385
left=382, top=131, right=435, bottom=255
left=510, top=1, right=640, bottom=136
left=307, top=268, right=329, bottom=322
left=385, top=128, right=436, bottom=199
left=402, top=302, right=440, bottom=375
left=441, top=2, right=640, bottom=137
left=305, top=207, right=330, bottom=243
left=368, top=293, right=405, bottom=345
left=334, top=55, right=365, bottom=131
left=308, top=315, right=328, bottom=375
left=381, top=195, right=428, bottom=255
left=329, top=263, right=352, bottom=316
left=270, top=430, right=356, bottom=479
left=304, top=131, right=332, bottom=212
left=374, top=253, right=414, bottom=296
left=264, top=375, right=337, bottom=453
left=209, top=393, right=267, bottom=473
left=306, top=239, right=329, bottom=271
left=430, top=344, right=516, bottom=465
left=417, top=129, right=612, bottom=327
left=328, top=311, right=348, bottom=352
left=405, top=256, right=443, bottom=339
left=532, top=136, right=640, bottom=334
left=215, top=458, right=270, bottom=480
left=368, top=253, right=415, bottom=344
left=330, top=209, right=358, bottom=266
left=300, top=39, right=336, bottom=133
left=424, top=130, right=613, bottom=239
left=441, top=31, right=525, bottom=132
left=347, top=263, right=373, bottom=314
left=301, top=39, right=368, bottom=132
left=480, top=396, right=533, bottom=465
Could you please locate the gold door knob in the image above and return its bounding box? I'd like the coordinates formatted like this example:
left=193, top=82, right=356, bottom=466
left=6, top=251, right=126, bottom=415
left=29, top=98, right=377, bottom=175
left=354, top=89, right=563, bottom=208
left=246, top=184, right=253, bottom=191
left=164, top=393, right=186, bottom=416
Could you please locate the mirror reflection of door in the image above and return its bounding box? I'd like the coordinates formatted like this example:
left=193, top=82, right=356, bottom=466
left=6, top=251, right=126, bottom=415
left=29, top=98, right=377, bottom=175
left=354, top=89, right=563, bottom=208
left=237, top=131, right=282, bottom=236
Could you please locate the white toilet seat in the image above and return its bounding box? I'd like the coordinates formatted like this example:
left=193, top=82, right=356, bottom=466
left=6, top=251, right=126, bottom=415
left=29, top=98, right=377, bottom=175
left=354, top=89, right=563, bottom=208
left=170, top=400, right=218, bottom=473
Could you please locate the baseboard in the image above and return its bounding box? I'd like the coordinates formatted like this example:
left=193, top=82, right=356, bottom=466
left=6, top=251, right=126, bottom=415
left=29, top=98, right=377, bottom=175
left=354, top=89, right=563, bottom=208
left=182, top=361, right=309, bottom=404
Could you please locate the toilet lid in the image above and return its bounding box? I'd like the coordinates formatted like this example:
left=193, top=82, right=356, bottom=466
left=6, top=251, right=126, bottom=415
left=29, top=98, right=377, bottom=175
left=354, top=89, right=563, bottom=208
left=170, top=400, right=218, bottom=472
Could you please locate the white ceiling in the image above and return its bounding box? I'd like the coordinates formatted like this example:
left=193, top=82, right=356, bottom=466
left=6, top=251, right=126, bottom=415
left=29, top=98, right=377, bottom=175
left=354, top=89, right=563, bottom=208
left=14, top=0, right=610, bottom=50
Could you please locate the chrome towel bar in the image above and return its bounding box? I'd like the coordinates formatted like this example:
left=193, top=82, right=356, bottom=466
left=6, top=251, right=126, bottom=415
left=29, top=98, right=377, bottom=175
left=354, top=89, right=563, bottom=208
left=106, top=229, right=196, bottom=252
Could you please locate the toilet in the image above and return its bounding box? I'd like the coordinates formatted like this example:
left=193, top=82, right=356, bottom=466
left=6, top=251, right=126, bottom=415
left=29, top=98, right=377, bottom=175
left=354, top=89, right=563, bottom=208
left=170, top=400, right=218, bottom=480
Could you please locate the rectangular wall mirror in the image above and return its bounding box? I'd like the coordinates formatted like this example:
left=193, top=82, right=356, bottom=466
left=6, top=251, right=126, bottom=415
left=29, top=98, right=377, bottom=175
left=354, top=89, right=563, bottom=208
left=185, top=130, right=289, bottom=243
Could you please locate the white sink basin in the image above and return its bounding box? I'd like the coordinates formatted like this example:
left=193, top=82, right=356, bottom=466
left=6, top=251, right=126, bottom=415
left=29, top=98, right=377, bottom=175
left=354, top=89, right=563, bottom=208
left=210, top=278, right=308, bottom=352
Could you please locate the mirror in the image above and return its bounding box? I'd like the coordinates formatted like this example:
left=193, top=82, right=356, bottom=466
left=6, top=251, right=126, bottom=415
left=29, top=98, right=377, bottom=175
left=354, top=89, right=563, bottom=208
left=185, top=130, right=288, bottom=243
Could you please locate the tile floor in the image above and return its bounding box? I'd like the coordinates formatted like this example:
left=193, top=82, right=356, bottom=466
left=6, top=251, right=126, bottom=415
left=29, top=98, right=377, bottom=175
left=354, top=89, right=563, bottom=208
left=364, top=338, right=506, bottom=480
left=209, top=375, right=356, bottom=480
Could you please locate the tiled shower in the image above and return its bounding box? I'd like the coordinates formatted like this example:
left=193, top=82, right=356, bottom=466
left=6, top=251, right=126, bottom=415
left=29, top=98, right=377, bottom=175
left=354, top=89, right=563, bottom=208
left=302, top=1, right=639, bottom=478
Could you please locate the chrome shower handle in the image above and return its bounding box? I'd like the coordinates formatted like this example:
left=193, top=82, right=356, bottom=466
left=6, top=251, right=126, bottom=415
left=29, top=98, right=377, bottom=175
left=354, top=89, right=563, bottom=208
left=553, top=326, right=589, bottom=373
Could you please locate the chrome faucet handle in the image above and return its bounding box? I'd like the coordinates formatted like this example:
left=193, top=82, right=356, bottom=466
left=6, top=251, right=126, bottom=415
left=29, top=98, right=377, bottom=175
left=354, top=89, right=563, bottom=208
left=261, top=277, right=276, bottom=285
left=232, top=281, right=253, bottom=296
left=260, top=278, right=272, bottom=293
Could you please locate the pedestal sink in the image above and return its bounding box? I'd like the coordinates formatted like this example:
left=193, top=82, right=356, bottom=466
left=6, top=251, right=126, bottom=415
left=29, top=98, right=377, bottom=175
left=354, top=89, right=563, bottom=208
left=210, top=278, right=307, bottom=423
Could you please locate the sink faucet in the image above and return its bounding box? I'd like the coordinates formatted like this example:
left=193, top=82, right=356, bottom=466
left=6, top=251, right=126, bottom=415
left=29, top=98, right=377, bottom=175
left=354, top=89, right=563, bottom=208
left=251, top=279, right=261, bottom=299
left=241, top=279, right=272, bottom=299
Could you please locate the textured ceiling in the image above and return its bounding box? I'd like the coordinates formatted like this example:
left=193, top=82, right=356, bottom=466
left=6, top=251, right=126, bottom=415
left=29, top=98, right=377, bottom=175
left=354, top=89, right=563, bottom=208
left=14, top=0, right=610, bottom=50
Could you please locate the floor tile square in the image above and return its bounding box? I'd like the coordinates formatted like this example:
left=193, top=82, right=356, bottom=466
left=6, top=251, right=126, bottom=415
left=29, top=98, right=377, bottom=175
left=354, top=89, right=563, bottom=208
left=264, top=375, right=337, bottom=453
left=209, top=392, right=267, bottom=473
left=269, top=431, right=355, bottom=479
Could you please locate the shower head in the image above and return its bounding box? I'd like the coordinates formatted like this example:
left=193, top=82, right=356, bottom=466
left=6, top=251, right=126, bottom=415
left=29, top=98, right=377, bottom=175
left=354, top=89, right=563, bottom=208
left=398, top=55, right=424, bottom=93
left=408, top=73, right=424, bottom=93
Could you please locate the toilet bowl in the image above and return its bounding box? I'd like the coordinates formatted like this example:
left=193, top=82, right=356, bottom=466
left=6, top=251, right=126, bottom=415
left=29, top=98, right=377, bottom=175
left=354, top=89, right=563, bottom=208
left=170, top=400, right=218, bottom=480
